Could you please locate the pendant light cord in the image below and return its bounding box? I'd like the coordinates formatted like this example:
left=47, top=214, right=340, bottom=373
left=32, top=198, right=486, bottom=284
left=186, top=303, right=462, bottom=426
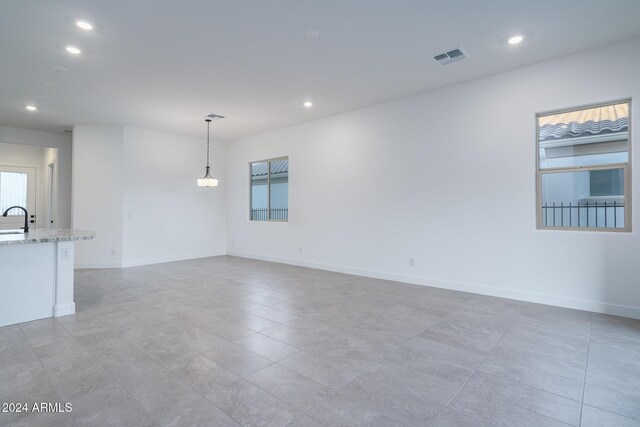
left=198, top=115, right=223, bottom=185
left=206, top=119, right=211, bottom=169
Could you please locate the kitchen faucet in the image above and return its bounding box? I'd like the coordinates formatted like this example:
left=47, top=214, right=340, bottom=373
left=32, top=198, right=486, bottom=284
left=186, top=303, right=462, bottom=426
left=2, top=206, right=29, bottom=233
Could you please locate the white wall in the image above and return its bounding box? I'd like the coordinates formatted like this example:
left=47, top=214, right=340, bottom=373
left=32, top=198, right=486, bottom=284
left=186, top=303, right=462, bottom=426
left=122, top=127, right=226, bottom=267
left=72, top=126, right=125, bottom=267
left=0, top=127, right=72, bottom=228
left=73, top=125, right=226, bottom=268
left=227, top=37, right=640, bottom=318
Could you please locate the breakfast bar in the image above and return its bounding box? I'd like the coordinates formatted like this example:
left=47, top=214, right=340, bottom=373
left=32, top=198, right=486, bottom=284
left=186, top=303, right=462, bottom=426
left=0, top=229, right=94, bottom=327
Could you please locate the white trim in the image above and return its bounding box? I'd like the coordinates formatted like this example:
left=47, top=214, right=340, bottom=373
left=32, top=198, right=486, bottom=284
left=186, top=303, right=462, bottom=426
left=74, top=261, right=123, bottom=269
left=227, top=250, right=640, bottom=320
left=75, top=250, right=226, bottom=269
left=121, top=251, right=226, bottom=268
left=53, top=302, right=75, bottom=317
left=540, top=132, right=628, bottom=149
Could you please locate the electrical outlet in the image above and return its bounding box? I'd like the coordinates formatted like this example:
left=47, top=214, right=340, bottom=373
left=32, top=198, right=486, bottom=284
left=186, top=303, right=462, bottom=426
left=110, top=249, right=116, bottom=256
left=409, top=257, right=415, bottom=267
left=61, top=248, right=70, bottom=260
left=231, top=240, right=235, bottom=247
left=298, top=246, right=303, bottom=254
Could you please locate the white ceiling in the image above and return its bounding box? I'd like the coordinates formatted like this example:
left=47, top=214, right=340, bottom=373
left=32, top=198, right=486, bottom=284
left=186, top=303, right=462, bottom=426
left=1, top=0, right=639, bottom=141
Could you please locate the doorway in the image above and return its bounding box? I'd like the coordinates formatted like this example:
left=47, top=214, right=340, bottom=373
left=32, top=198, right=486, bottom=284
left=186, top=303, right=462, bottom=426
left=0, top=165, right=36, bottom=230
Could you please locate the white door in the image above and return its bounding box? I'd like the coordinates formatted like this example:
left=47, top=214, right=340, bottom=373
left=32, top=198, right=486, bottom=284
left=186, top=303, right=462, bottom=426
left=0, top=166, right=37, bottom=230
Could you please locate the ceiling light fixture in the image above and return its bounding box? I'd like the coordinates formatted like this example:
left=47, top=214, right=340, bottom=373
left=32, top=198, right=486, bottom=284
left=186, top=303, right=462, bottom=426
left=197, top=116, right=224, bottom=187
left=76, top=20, right=93, bottom=31
left=303, top=101, right=313, bottom=108
left=25, top=105, right=37, bottom=111
left=508, top=35, right=524, bottom=45
left=65, top=46, right=81, bottom=54
left=305, top=29, right=320, bottom=38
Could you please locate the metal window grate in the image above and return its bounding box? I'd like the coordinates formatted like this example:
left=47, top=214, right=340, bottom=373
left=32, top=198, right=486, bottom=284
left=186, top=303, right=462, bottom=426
left=542, top=201, right=624, bottom=228
left=251, top=208, right=288, bottom=221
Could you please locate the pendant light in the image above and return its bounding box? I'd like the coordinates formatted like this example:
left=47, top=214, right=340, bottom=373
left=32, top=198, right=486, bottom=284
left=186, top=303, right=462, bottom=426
left=197, top=117, right=220, bottom=187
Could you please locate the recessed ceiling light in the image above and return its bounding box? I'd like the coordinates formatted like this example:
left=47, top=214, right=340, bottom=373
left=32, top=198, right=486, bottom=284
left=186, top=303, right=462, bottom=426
left=508, top=35, right=524, bottom=45
left=65, top=46, right=81, bottom=55
left=303, top=101, right=313, bottom=108
left=76, top=20, right=93, bottom=31
left=305, top=29, right=320, bottom=38
left=25, top=105, right=37, bottom=111
left=43, top=82, right=56, bottom=87
left=54, top=65, right=67, bottom=72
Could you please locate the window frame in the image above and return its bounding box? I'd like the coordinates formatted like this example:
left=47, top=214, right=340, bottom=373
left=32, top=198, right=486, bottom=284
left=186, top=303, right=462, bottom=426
left=249, top=156, right=288, bottom=223
left=536, top=99, right=632, bottom=232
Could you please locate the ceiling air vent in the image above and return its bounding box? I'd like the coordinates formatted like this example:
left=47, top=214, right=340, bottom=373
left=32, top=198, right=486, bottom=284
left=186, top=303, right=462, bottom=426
left=433, top=48, right=468, bottom=65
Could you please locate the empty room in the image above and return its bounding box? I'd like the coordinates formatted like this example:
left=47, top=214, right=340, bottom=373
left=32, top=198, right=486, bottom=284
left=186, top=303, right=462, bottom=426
left=1, top=1, right=639, bottom=426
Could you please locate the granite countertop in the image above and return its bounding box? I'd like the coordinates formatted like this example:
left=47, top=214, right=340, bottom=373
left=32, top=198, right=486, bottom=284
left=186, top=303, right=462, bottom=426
left=0, top=229, right=95, bottom=246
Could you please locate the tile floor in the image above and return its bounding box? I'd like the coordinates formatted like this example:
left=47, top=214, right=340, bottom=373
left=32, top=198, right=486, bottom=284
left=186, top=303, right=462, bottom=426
left=1, top=256, right=639, bottom=426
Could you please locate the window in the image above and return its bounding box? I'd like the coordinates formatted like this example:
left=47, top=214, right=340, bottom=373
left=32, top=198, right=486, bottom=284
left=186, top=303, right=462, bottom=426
left=250, top=157, right=288, bottom=221
left=537, top=100, right=631, bottom=231
left=0, top=171, right=28, bottom=214
left=589, top=169, right=624, bottom=197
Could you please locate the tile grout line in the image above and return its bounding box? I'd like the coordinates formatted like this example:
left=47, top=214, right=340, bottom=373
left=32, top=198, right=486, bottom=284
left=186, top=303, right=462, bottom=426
left=241, top=362, right=333, bottom=423
left=55, top=313, right=164, bottom=425
left=479, top=303, right=590, bottom=425
left=299, top=354, right=390, bottom=426
left=578, top=313, right=593, bottom=426
left=430, top=301, right=529, bottom=426
left=16, top=321, right=81, bottom=427
left=121, top=291, right=290, bottom=341
left=197, top=362, right=306, bottom=425
left=301, top=401, right=327, bottom=425
left=140, top=338, right=309, bottom=425
left=65, top=280, right=270, bottom=424
left=291, top=321, right=424, bottom=425
left=88, top=316, right=242, bottom=425
left=455, top=303, right=588, bottom=425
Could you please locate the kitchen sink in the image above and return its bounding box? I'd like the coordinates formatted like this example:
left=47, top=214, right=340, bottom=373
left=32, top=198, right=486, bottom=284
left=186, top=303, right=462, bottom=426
left=0, top=229, right=25, bottom=235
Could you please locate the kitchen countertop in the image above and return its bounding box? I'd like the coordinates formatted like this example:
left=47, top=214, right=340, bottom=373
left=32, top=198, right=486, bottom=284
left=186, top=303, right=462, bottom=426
left=0, top=229, right=95, bottom=246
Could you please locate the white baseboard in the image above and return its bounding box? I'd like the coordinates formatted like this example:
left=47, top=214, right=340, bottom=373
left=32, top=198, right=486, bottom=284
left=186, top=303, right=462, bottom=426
left=121, top=251, right=226, bottom=268
left=75, top=261, right=123, bottom=269
left=53, top=302, right=75, bottom=317
left=76, top=251, right=225, bottom=269
left=227, top=250, right=640, bottom=320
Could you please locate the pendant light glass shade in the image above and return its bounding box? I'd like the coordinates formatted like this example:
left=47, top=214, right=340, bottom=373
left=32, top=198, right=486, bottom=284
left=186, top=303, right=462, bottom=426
left=198, top=118, right=219, bottom=187
left=197, top=169, right=219, bottom=187
left=197, top=178, right=219, bottom=187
